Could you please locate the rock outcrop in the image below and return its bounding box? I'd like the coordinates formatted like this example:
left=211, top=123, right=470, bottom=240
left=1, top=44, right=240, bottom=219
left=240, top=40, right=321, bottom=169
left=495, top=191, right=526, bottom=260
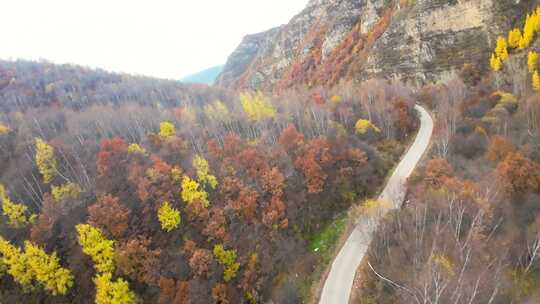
left=217, top=0, right=539, bottom=91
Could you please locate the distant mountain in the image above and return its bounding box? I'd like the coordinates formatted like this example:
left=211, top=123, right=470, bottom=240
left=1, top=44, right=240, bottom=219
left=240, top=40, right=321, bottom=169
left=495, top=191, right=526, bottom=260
left=181, top=65, right=223, bottom=85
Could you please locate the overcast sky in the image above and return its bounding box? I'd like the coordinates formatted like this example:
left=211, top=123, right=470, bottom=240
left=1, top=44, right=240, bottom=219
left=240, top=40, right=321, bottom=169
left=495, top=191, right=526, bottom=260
left=0, top=0, right=308, bottom=79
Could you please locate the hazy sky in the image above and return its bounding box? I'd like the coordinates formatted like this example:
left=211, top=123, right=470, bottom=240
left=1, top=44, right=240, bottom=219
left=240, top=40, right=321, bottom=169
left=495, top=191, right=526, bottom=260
left=0, top=0, right=308, bottom=79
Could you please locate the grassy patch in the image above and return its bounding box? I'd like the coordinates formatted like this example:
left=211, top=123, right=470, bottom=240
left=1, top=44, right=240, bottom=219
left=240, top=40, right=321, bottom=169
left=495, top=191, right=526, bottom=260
left=308, top=212, right=348, bottom=261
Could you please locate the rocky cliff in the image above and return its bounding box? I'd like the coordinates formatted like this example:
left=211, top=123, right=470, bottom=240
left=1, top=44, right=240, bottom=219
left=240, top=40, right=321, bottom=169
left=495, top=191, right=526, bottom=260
left=217, top=0, right=540, bottom=91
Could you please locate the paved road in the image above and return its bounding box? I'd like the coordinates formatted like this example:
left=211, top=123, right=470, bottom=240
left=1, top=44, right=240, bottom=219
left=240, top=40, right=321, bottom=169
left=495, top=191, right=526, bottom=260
left=319, top=105, right=434, bottom=304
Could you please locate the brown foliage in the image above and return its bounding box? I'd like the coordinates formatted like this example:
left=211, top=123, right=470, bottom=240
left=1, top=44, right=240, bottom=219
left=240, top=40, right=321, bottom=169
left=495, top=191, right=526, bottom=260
left=393, top=98, right=417, bottom=137
left=240, top=253, right=258, bottom=292
left=189, top=249, right=212, bottom=277
left=262, top=196, right=287, bottom=228
left=425, top=158, right=454, bottom=188
left=293, top=138, right=333, bottom=194
left=487, top=135, right=515, bottom=163
left=228, top=185, right=259, bottom=222
left=115, top=237, right=161, bottom=285
left=459, top=63, right=482, bottom=87
left=184, top=199, right=210, bottom=221
left=30, top=193, right=60, bottom=245
left=236, top=148, right=270, bottom=178
left=96, top=137, right=128, bottom=177
left=497, top=152, right=540, bottom=195
left=137, top=156, right=181, bottom=204
left=202, top=208, right=227, bottom=242
left=211, top=283, right=229, bottom=304
left=261, top=167, right=286, bottom=197
left=159, top=277, right=190, bottom=304
left=279, top=124, right=304, bottom=152
left=87, top=194, right=131, bottom=239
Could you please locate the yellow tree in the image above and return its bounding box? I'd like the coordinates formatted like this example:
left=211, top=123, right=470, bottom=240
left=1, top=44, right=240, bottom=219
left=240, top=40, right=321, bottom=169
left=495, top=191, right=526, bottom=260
left=24, top=241, right=74, bottom=295
left=181, top=175, right=209, bottom=207
left=159, top=121, right=175, bottom=138
left=0, top=184, right=35, bottom=228
left=95, top=273, right=137, bottom=304
left=533, top=70, right=540, bottom=91
left=0, top=236, right=33, bottom=288
left=35, top=138, right=57, bottom=184
left=127, top=143, right=146, bottom=155
left=213, top=244, right=240, bottom=282
left=495, top=36, right=509, bottom=61
left=355, top=119, right=381, bottom=135
left=520, top=13, right=538, bottom=49
left=76, top=224, right=115, bottom=274
left=240, top=91, right=276, bottom=122
left=157, top=201, right=181, bottom=232
left=508, top=28, right=522, bottom=48
left=51, top=182, right=81, bottom=202
left=529, top=51, right=539, bottom=73
left=490, top=53, right=502, bottom=71
left=193, top=155, right=218, bottom=189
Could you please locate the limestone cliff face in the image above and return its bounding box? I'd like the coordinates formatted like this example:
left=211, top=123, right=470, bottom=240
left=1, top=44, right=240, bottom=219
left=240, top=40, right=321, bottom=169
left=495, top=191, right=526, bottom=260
left=217, top=0, right=540, bottom=90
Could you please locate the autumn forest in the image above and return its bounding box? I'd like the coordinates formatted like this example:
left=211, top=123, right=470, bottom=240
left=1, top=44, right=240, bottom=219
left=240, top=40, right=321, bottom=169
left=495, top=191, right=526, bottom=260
left=2, top=2, right=540, bottom=304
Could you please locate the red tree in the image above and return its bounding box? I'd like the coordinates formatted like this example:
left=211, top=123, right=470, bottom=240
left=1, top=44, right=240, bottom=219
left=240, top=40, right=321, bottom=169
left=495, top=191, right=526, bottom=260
left=189, top=249, right=212, bottom=277
left=88, top=194, right=131, bottom=239
left=115, top=237, right=161, bottom=285
left=279, top=124, right=304, bottom=152
left=497, top=152, right=540, bottom=195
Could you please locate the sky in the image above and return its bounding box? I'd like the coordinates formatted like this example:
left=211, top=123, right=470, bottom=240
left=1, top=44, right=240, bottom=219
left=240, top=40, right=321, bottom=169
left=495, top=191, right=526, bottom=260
left=0, top=0, right=308, bottom=80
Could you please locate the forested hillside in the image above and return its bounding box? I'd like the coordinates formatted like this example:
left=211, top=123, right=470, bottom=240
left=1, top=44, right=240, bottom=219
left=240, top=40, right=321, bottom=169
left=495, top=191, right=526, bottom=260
left=0, top=60, right=226, bottom=111
left=3, top=1, right=540, bottom=303
left=0, top=60, right=418, bottom=303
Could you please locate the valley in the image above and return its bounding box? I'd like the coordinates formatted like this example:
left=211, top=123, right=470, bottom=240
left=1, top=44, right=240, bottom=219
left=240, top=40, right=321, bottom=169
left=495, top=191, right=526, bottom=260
left=1, top=0, right=540, bottom=303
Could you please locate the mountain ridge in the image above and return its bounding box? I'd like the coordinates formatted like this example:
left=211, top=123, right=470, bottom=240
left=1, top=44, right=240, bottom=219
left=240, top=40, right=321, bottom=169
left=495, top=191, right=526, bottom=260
left=217, top=0, right=539, bottom=91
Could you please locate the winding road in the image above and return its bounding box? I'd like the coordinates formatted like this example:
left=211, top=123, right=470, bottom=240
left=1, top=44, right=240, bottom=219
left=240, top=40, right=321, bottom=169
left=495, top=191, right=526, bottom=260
left=319, top=105, right=434, bottom=304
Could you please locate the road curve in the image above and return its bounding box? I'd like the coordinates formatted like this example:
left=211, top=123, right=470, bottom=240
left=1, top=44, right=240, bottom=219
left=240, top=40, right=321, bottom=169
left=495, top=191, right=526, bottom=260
left=319, top=105, right=434, bottom=304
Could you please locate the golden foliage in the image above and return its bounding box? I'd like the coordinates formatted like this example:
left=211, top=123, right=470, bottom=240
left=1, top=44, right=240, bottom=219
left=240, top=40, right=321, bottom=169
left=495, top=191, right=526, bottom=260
left=0, top=184, right=35, bottom=228
left=35, top=138, right=57, bottom=184
left=76, top=224, right=115, bottom=274
left=240, top=92, right=276, bottom=122
left=508, top=28, right=523, bottom=48
left=157, top=201, right=181, bottom=232
left=23, top=241, right=74, bottom=295
left=159, top=121, right=175, bottom=138
left=533, top=70, right=540, bottom=91
left=0, top=236, right=33, bottom=288
left=95, top=273, right=137, bottom=304
left=495, top=36, right=509, bottom=61
left=0, top=237, right=73, bottom=295
left=181, top=175, right=209, bottom=207
left=355, top=119, right=381, bottom=135
left=529, top=51, right=539, bottom=74
left=490, top=53, right=502, bottom=72
left=51, top=182, right=81, bottom=202
left=519, top=9, right=540, bottom=49
left=127, top=143, right=147, bottom=155
left=213, top=244, right=240, bottom=282
left=193, top=155, right=218, bottom=189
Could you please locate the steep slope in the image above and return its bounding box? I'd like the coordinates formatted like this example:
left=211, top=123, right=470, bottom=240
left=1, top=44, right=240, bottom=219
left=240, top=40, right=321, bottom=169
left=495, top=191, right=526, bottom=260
left=217, top=0, right=540, bottom=91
